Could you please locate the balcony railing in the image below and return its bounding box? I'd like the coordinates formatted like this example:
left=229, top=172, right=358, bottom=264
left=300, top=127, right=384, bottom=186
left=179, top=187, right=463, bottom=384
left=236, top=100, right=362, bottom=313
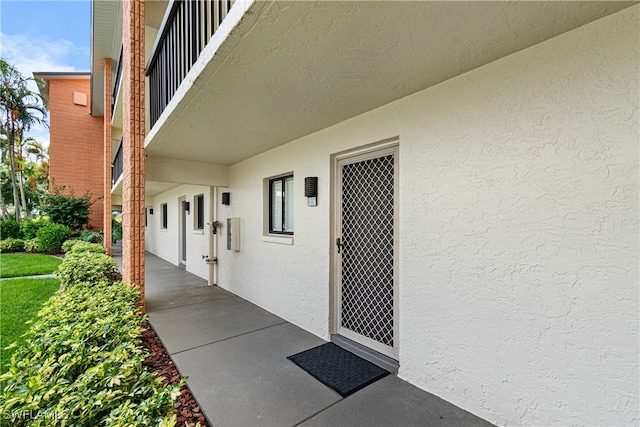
left=111, top=46, right=123, bottom=115
left=112, top=139, right=123, bottom=187
left=146, top=0, right=236, bottom=128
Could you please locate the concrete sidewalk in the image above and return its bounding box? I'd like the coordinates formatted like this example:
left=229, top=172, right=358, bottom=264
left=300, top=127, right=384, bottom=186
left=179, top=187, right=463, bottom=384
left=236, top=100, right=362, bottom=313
left=120, top=251, right=493, bottom=427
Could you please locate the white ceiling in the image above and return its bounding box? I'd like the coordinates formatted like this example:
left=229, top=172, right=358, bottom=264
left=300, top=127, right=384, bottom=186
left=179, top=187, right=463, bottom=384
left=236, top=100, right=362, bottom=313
left=144, top=1, right=637, bottom=166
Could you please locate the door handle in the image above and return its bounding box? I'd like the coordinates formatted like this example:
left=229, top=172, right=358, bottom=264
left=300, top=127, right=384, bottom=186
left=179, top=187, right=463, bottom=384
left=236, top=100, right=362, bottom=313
left=336, top=238, right=344, bottom=254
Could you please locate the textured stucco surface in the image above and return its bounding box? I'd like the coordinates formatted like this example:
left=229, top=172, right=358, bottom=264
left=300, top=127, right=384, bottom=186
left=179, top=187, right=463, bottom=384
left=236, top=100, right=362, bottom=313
left=394, top=7, right=639, bottom=426
left=147, top=6, right=639, bottom=426
left=144, top=184, right=212, bottom=281
left=145, top=1, right=635, bottom=166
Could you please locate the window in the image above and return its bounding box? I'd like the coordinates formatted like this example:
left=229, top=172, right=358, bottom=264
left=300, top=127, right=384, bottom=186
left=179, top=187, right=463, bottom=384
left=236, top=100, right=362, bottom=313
left=269, top=175, right=294, bottom=234
left=161, top=203, right=168, bottom=229
left=194, top=194, right=204, bottom=230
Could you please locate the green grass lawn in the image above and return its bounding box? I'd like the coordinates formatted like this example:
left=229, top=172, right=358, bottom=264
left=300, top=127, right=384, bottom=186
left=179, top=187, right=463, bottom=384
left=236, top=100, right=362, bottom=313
left=0, top=277, right=60, bottom=367
left=0, top=253, right=62, bottom=278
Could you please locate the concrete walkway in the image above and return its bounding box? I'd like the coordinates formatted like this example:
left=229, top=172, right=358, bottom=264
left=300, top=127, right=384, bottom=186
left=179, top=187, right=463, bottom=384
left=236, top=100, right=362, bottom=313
left=0, top=273, right=56, bottom=280
left=118, top=251, right=493, bottom=427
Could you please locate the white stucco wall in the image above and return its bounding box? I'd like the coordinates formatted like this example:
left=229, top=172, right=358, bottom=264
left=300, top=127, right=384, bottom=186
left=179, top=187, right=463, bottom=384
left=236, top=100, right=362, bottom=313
left=394, top=7, right=638, bottom=426
left=144, top=185, right=213, bottom=280
left=150, top=6, right=639, bottom=426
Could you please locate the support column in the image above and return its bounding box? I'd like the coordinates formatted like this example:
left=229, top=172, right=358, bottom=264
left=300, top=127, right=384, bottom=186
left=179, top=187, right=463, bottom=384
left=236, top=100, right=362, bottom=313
left=103, top=58, right=113, bottom=256
left=122, top=0, right=145, bottom=310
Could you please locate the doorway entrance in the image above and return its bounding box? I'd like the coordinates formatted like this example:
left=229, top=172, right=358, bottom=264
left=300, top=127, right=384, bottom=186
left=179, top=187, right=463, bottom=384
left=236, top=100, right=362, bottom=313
left=334, top=144, right=398, bottom=359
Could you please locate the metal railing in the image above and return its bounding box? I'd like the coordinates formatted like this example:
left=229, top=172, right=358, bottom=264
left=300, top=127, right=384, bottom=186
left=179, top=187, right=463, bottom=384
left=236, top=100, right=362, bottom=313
left=111, top=46, right=123, bottom=115
left=146, top=0, right=236, bottom=128
left=112, top=139, right=123, bottom=187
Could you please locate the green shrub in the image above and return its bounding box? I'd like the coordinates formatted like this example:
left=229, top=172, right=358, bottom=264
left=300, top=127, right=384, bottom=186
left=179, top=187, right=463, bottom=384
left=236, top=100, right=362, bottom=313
left=0, top=238, right=25, bottom=253
left=38, top=186, right=92, bottom=232
left=61, top=238, right=80, bottom=253
left=112, top=214, right=123, bottom=243
left=20, top=217, right=50, bottom=239
left=57, top=251, right=120, bottom=288
left=36, top=223, right=71, bottom=254
left=23, top=238, right=40, bottom=253
left=77, top=229, right=104, bottom=244
left=0, top=281, right=181, bottom=426
left=0, top=219, right=22, bottom=240
left=69, top=241, right=107, bottom=255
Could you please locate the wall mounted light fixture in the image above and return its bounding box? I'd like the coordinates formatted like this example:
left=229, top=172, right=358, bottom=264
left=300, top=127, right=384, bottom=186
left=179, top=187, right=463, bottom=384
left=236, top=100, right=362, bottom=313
left=183, top=201, right=190, bottom=213
left=305, top=177, right=318, bottom=206
left=222, top=192, right=231, bottom=205
left=149, top=208, right=154, bottom=215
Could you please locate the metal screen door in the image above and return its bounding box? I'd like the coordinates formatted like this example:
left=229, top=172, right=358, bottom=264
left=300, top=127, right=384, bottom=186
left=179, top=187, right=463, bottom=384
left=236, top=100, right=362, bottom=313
left=335, top=145, right=397, bottom=358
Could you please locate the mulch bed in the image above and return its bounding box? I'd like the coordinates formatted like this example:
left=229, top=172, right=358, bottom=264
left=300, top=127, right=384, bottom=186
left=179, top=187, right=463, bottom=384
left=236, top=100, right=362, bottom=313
left=141, top=320, right=210, bottom=427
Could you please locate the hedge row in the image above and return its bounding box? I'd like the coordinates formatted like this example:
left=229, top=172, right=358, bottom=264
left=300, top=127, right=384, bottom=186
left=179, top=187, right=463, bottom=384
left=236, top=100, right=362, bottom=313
left=0, top=218, right=51, bottom=240
left=0, top=254, right=181, bottom=426
left=0, top=223, right=71, bottom=254
left=57, top=242, right=120, bottom=290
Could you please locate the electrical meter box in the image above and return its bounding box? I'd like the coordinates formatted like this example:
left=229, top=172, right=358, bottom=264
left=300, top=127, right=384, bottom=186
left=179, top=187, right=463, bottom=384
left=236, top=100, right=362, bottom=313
left=227, top=217, right=240, bottom=252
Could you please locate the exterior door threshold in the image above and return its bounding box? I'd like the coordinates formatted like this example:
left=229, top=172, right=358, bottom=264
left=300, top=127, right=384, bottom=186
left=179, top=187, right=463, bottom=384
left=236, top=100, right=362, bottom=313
left=330, top=334, right=399, bottom=374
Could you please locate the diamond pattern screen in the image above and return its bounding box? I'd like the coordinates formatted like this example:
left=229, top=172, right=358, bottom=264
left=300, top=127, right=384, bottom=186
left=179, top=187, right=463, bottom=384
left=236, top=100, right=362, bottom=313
left=340, top=154, right=394, bottom=348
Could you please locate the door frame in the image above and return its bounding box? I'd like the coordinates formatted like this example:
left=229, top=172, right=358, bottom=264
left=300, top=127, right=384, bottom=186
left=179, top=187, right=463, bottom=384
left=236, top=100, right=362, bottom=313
left=330, top=139, right=399, bottom=360
left=179, top=195, right=187, bottom=268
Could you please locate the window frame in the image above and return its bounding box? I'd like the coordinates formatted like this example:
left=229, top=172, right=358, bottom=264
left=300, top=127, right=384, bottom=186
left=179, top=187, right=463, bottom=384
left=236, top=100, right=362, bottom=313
left=160, top=203, right=168, bottom=229
left=194, top=194, right=204, bottom=230
left=268, top=174, right=294, bottom=235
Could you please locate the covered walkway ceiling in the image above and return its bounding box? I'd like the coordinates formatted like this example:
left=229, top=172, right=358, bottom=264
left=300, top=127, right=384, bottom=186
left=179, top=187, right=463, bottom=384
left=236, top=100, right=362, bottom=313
left=142, top=1, right=635, bottom=166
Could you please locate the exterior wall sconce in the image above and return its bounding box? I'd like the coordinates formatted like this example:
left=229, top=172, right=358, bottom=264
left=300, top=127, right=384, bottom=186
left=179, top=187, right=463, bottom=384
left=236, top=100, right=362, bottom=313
left=305, top=177, right=318, bottom=206
left=149, top=208, right=153, bottom=215
left=222, top=192, right=231, bottom=205
left=183, top=201, right=190, bottom=212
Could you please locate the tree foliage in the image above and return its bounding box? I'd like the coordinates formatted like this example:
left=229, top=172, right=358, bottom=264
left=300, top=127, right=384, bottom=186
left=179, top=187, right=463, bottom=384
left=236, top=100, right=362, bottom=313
left=0, top=58, right=48, bottom=220
left=39, top=186, right=92, bottom=232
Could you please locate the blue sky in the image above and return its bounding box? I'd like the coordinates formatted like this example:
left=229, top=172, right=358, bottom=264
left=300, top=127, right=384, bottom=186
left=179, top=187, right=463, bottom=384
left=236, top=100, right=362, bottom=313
left=1, top=0, right=92, bottom=145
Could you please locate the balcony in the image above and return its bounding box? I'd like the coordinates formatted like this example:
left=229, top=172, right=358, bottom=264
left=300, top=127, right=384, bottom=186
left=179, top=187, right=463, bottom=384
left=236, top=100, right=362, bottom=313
left=146, top=0, right=236, bottom=128
left=141, top=2, right=632, bottom=168
left=111, top=139, right=123, bottom=188
left=111, top=46, right=123, bottom=115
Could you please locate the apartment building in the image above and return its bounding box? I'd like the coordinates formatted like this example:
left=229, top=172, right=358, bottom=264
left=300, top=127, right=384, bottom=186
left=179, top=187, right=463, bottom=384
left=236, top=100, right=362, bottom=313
left=34, top=72, right=105, bottom=231
left=91, top=1, right=639, bottom=425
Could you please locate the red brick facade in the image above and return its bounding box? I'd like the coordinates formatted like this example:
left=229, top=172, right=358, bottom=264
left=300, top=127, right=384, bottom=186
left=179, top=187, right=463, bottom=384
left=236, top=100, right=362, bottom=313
left=103, top=59, right=113, bottom=254
left=48, top=77, right=105, bottom=231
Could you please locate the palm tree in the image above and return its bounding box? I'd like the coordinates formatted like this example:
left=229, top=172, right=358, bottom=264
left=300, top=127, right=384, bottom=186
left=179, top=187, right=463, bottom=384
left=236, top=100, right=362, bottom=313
left=15, top=136, right=48, bottom=213
left=0, top=58, right=47, bottom=220
left=0, top=132, right=9, bottom=218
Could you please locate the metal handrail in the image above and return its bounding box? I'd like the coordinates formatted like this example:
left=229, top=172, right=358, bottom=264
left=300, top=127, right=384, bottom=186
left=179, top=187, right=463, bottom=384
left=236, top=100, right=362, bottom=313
left=112, top=139, right=123, bottom=187
left=111, top=46, right=123, bottom=114
left=145, top=0, right=236, bottom=128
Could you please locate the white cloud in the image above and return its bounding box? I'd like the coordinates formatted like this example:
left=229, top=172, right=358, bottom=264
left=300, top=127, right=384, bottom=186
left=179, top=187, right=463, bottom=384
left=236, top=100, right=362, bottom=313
left=1, top=32, right=88, bottom=74
left=0, top=32, right=89, bottom=146
left=24, top=124, right=50, bottom=148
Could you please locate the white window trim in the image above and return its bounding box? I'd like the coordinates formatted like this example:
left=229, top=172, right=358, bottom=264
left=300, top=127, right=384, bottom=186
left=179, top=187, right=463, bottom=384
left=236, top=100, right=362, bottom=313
left=160, top=203, right=168, bottom=229
left=262, top=235, right=294, bottom=245
left=264, top=172, right=294, bottom=237
left=193, top=193, right=205, bottom=231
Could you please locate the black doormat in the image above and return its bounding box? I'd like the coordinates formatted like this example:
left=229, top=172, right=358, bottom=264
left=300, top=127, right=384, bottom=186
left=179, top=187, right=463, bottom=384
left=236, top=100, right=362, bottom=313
left=287, top=342, right=389, bottom=397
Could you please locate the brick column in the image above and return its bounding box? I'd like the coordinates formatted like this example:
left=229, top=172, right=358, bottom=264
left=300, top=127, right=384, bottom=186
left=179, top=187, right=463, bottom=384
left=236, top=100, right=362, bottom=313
left=122, top=0, right=145, bottom=310
left=103, top=58, right=113, bottom=256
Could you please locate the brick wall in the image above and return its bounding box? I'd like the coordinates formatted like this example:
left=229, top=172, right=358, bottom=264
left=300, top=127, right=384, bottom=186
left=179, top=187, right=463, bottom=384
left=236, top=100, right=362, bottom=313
left=103, top=59, right=113, bottom=254
left=48, top=78, right=105, bottom=231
